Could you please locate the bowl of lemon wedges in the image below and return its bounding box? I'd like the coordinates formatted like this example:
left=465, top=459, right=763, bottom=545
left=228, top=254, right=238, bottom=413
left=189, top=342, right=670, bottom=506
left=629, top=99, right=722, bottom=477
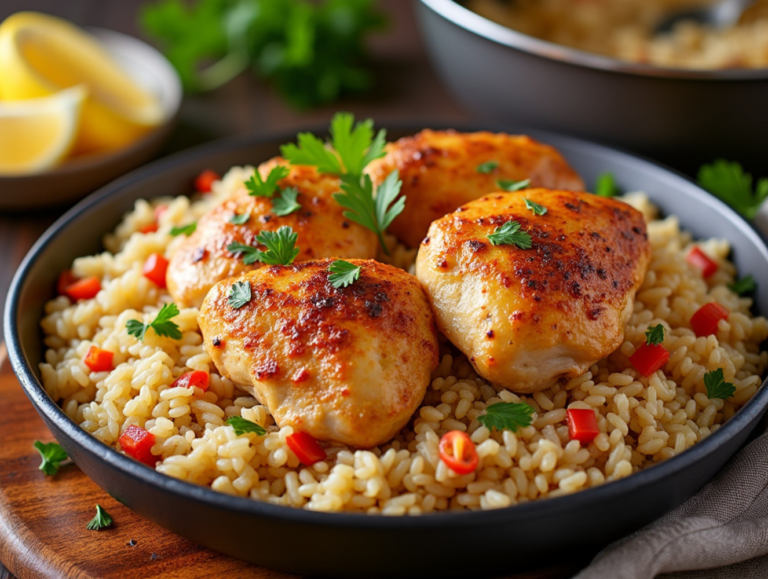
left=0, top=12, right=181, bottom=210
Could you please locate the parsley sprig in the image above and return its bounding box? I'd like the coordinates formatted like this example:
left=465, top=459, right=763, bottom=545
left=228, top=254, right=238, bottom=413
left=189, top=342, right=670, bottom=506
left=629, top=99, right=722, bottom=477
left=698, top=160, right=768, bottom=220
left=488, top=221, right=533, bottom=249
left=595, top=172, right=619, bottom=197
left=86, top=505, right=114, bottom=531
left=328, top=260, right=361, bottom=289
left=729, top=275, right=757, bottom=295
left=227, top=226, right=300, bottom=266
left=228, top=281, right=252, bottom=309
left=229, top=213, right=249, bottom=225
left=476, top=160, right=499, bottom=174
left=227, top=416, right=266, bottom=436
left=33, top=440, right=69, bottom=476
left=704, top=368, right=736, bottom=400
left=645, top=324, right=665, bottom=346
left=170, top=222, right=197, bottom=237
left=497, top=178, right=530, bottom=192
left=478, top=402, right=535, bottom=432
left=524, top=198, right=547, bottom=216
left=246, top=165, right=290, bottom=197
left=272, top=187, right=302, bottom=217
left=126, top=303, right=182, bottom=341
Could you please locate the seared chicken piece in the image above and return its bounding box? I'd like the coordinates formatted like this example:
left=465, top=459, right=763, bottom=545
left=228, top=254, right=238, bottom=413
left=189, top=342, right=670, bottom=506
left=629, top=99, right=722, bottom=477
left=199, top=259, right=440, bottom=448
left=167, top=159, right=378, bottom=308
left=415, top=189, right=651, bottom=393
left=366, top=130, right=585, bottom=248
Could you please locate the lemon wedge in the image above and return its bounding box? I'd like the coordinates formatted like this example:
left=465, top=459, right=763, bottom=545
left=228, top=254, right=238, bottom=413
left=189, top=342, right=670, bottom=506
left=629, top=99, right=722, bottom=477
left=0, top=12, right=164, bottom=155
left=0, top=85, right=85, bottom=175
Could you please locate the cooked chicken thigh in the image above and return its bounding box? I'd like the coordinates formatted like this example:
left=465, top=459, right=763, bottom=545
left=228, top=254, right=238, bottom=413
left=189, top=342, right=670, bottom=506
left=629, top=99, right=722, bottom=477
left=415, top=189, right=651, bottom=393
left=167, top=159, right=378, bottom=308
left=366, top=130, right=585, bottom=248
left=199, top=259, right=440, bottom=448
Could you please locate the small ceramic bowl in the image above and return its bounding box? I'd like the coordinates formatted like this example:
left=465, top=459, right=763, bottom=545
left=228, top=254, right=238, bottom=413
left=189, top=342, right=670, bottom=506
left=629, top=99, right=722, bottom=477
left=0, top=27, right=181, bottom=211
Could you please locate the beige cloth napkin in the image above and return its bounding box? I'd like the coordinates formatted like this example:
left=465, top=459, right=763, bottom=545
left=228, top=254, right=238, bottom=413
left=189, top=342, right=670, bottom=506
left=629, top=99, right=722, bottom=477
left=575, top=432, right=768, bottom=579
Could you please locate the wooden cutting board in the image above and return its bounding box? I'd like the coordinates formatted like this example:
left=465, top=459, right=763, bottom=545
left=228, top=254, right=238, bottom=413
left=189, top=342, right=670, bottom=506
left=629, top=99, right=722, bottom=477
left=0, top=344, right=588, bottom=579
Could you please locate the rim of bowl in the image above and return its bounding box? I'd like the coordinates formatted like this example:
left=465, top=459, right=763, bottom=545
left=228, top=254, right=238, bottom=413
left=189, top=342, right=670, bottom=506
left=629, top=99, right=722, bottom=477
left=420, top=0, right=768, bottom=81
left=6, top=126, right=768, bottom=531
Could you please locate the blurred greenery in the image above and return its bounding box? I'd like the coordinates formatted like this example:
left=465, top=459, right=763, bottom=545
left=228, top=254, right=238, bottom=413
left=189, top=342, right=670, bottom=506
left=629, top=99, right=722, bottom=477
left=140, top=0, right=387, bottom=108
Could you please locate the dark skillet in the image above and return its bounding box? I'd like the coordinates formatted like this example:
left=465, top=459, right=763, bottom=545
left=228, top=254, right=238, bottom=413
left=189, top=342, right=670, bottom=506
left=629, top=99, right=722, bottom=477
left=5, top=125, right=768, bottom=579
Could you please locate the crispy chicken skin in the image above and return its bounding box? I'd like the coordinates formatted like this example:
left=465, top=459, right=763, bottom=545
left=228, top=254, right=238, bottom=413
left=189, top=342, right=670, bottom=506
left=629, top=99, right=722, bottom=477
left=366, top=130, right=585, bottom=248
left=199, top=259, right=440, bottom=448
left=415, top=189, right=651, bottom=393
left=167, top=158, right=378, bottom=308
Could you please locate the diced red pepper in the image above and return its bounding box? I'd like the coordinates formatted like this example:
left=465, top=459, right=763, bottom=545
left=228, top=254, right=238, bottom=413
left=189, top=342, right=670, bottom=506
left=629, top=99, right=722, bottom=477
left=194, top=169, right=220, bottom=194
left=438, top=430, right=479, bottom=475
left=172, top=370, right=209, bottom=392
left=83, top=345, right=114, bottom=373
left=142, top=253, right=169, bottom=289
left=139, top=222, right=158, bottom=234
left=64, top=276, right=101, bottom=301
left=566, top=408, right=600, bottom=444
left=690, top=302, right=730, bottom=337
left=687, top=247, right=718, bottom=278
left=286, top=432, right=326, bottom=466
left=630, top=343, right=670, bottom=377
left=118, top=425, right=157, bottom=466
left=57, top=269, right=77, bottom=296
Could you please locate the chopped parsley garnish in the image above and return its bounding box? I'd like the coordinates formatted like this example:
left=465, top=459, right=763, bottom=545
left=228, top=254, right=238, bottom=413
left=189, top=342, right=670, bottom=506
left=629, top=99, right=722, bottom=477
left=488, top=220, right=532, bottom=249
left=170, top=222, right=197, bottom=237
left=328, top=260, right=361, bottom=289
left=595, top=172, right=619, bottom=197
left=226, top=242, right=261, bottom=265
left=272, top=187, right=301, bottom=217
left=246, top=165, right=290, bottom=197
left=704, top=368, right=736, bottom=400
left=478, top=402, right=535, bottom=432
left=33, top=440, right=68, bottom=476
left=227, top=281, right=252, bottom=309
left=698, top=160, right=768, bottom=220
left=229, top=213, right=249, bottom=225
left=524, top=198, right=547, bottom=216
left=126, top=303, right=182, bottom=341
left=645, top=324, right=665, bottom=346
left=496, top=178, right=530, bottom=192
left=476, top=160, right=499, bottom=174
left=227, top=416, right=266, bottom=436
left=86, top=505, right=114, bottom=531
left=728, top=274, right=757, bottom=295
left=227, top=226, right=300, bottom=266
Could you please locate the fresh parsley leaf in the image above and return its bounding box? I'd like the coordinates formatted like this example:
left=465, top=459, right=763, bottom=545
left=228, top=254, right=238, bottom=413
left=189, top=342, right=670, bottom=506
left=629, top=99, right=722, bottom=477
left=698, top=160, right=768, bottom=220
left=272, top=187, right=301, bottom=216
left=476, top=160, right=499, bottom=174
left=86, top=505, right=114, bottom=531
left=487, top=221, right=533, bottom=249
left=645, top=324, right=665, bottom=346
left=704, top=368, right=736, bottom=400
left=170, top=222, right=197, bottom=237
left=281, top=131, right=341, bottom=175
left=229, top=213, right=249, bottom=225
left=126, top=303, right=182, bottom=341
left=227, top=416, right=266, bottom=436
left=497, top=178, right=530, bottom=192
left=227, top=241, right=262, bottom=266
left=328, top=260, right=361, bottom=289
left=255, top=226, right=300, bottom=266
left=246, top=165, right=290, bottom=197
left=33, top=440, right=68, bottom=476
left=729, top=274, right=757, bottom=295
left=478, top=402, right=535, bottom=432
left=524, top=198, right=547, bottom=216
left=595, top=172, right=619, bottom=197
left=228, top=281, right=252, bottom=309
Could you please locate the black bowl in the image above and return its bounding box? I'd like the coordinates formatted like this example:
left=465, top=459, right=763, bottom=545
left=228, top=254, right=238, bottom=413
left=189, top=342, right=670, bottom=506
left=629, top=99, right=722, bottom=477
left=5, top=126, right=768, bottom=579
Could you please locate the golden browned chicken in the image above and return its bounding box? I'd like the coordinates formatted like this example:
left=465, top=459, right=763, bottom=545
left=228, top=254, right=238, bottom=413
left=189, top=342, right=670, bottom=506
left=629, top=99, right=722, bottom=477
left=415, top=189, right=651, bottom=393
left=366, top=130, right=585, bottom=248
left=198, top=259, right=440, bottom=448
left=167, top=159, right=378, bottom=308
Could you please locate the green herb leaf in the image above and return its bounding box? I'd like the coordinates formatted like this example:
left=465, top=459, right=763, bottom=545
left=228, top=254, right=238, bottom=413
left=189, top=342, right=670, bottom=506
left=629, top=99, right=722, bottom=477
left=281, top=131, right=341, bottom=175
left=595, top=172, right=619, bottom=197
left=645, top=324, right=665, bottom=346
left=328, top=260, right=361, bottom=289
left=704, top=368, right=736, bottom=400
left=86, top=505, right=114, bottom=531
left=728, top=274, right=757, bottom=295
left=487, top=221, right=533, bottom=249
left=524, top=198, right=547, bottom=216
left=698, top=160, right=768, bottom=220
left=272, top=187, right=302, bottom=216
left=33, top=440, right=68, bottom=476
left=227, top=241, right=262, bottom=266
left=170, top=222, right=197, bottom=237
left=476, top=160, right=499, bottom=174
left=229, top=213, right=249, bottom=225
left=246, top=165, right=290, bottom=197
left=126, top=303, right=182, bottom=341
left=478, top=402, right=535, bottom=432
left=227, top=281, right=252, bottom=309
left=227, top=416, right=266, bottom=436
left=255, top=226, right=300, bottom=265
left=496, top=178, right=530, bottom=192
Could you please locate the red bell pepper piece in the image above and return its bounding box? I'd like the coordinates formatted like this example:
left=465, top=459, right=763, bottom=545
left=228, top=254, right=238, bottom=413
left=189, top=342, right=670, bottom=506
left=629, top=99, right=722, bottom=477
left=690, top=302, right=729, bottom=337
left=438, top=430, right=479, bottom=475
left=687, top=247, right=718, bottom=278
left=64, top=276, right=101, bottom=301
left=83, top=345, right=114, bottom=373
left=118, top=425, right=157, bottom=466
left=172, top=370, right=210, bottom=392
left=286, top=432, right=326, bottom=466
left=142, top=253, right=169, bottom=289
left=57, top=270, right=77, bottom=296
left=194, top=169, right=220, bottom=194
left=139, top=222, right=159, bottom=234
left=566, top=408, right=600, bottom=444
left=630, top=343, right=670, bottom=377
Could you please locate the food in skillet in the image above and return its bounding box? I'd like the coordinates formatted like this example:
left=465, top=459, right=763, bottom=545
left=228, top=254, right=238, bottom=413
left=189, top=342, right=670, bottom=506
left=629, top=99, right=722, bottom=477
left=416, top=189, right=651, bottom=393
left=39, top=115, right=768, bottom=514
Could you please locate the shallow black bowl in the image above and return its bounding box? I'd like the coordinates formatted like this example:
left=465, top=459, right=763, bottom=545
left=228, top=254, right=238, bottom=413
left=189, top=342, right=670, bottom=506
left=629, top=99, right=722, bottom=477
left=5, top=126, right=768, bottom=579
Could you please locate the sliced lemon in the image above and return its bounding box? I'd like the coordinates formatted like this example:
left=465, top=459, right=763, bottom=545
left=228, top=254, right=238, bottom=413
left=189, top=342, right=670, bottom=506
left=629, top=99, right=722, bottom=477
left=0, top=12, right=164, bottom=155
left=0, top=85, right=85, bottom=175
